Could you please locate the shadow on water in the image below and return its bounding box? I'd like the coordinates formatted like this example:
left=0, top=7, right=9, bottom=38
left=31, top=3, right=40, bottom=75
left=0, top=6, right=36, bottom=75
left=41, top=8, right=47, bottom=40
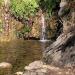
left=0, top=39, right=52, bottom=75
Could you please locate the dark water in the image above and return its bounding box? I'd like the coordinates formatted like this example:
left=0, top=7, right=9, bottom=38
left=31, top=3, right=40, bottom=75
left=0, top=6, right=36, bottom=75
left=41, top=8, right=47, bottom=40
left=0, top=40, right=50, bottom=75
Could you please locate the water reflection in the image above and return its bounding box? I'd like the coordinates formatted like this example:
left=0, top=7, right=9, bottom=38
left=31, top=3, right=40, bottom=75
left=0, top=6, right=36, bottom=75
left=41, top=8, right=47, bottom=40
left=0, top=40, right=51, bottom=75
left=40, top=40, right=52, bottom=50
left=40, top=40, right=52, bottom=60
left=0, top=40, right=42, bottom=74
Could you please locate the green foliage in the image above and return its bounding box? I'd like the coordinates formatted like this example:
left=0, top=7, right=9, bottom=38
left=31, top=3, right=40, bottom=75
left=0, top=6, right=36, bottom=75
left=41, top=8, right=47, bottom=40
left=21, top=25, right=31, bottom=33
left=39, top=0, right=60, bottom=16
left=11, top=0, right=39, bottom=19
left=16, top=25, right=31, bottom=38
left=11, top=0, right=60, bottom=19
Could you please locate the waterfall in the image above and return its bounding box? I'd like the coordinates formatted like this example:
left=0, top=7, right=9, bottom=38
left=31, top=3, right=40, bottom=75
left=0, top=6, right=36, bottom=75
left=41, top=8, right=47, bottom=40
left=40, top=13, right=47, bottom=42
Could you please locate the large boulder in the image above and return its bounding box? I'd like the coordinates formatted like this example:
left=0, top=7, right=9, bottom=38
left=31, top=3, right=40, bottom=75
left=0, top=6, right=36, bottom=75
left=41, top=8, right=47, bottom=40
left=23, top=60, right=75, bottom=75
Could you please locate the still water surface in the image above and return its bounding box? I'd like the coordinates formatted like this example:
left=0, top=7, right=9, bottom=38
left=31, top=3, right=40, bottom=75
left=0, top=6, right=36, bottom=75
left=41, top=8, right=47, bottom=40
left=0, top=40, right=50, bottom=75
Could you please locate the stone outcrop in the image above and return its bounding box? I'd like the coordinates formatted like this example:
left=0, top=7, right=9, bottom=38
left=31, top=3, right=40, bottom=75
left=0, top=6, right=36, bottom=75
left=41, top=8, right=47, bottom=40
left=19, top=60, right=75, bottom=75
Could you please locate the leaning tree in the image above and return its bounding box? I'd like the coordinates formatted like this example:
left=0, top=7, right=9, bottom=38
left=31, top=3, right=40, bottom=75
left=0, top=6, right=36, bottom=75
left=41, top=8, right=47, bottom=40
left=43, top=0, right=75, bottom=67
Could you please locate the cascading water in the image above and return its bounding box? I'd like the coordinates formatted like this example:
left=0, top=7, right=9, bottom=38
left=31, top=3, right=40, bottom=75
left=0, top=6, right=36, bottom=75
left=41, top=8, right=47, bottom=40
left=40, top=13, right=48, bottom=42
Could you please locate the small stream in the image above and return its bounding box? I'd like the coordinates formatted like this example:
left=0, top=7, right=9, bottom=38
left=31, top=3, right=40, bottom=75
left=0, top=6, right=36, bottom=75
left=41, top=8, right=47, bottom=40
left=0, top=40, right=51, bottom=75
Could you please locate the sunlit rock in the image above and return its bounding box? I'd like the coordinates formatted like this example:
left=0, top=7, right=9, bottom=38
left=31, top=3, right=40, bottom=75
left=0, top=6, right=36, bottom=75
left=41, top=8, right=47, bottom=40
left=0, top=62, right=12, bottom=69
left=0, top=62, right=12, bottom=75
left=25, top=60, right=45, bottom=70
left=42, top=65, right=60, bottom=71
left=15, top=71, right=23, bottom=75
left=36, top=68, right=47, bottom=73
left=23, top=60, right=75, bottom=75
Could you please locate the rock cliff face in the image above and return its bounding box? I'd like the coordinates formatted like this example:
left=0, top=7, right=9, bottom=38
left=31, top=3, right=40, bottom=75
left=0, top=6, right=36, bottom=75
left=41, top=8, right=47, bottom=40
left=0, top=3, right=16, bottom=42
left=43, top=0, right=75, bottom=67
left=30, top=15, right=41, bottom=38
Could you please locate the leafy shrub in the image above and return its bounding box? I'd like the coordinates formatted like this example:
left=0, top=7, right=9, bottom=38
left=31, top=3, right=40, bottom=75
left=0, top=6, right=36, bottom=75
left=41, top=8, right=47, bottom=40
left=39, top=0, right=60, bottom=16
left=22, top=25, right=31, bottom=33
left=11, top=0, right=39, bottom=19
left=10, top=0, right=60, bottom=19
